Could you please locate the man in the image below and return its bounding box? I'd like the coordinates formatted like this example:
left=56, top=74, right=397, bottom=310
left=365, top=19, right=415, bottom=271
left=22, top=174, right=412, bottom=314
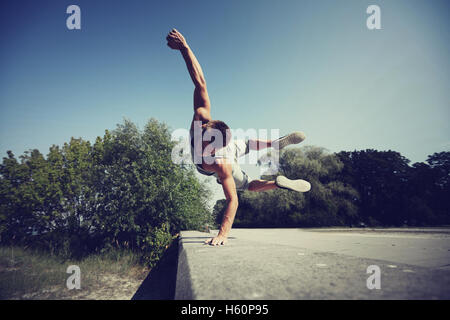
left=166, top=29, right=311, bottom=246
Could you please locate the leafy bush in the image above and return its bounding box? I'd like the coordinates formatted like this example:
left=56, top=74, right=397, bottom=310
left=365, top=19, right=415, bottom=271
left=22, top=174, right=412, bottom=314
left=0, top=119, right=211, bottom=265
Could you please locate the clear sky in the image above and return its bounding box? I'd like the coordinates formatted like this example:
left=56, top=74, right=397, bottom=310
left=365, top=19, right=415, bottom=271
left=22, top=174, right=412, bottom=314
left=1, top=0, right=449, bottom=204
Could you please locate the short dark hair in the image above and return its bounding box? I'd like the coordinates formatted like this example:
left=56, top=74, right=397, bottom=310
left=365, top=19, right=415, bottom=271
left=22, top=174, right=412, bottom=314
left=202, top=120, right=231, bottom=148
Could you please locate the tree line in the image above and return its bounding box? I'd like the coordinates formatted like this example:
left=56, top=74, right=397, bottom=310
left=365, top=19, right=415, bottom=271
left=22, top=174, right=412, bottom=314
left=1, top=118, right=449, bottom=264
left=214, top=146, right=450, bottom=228
left=0, top=119, right=211, bottom=265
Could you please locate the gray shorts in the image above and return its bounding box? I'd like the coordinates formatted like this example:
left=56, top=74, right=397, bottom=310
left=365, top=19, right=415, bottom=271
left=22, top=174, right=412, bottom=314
left=219, top=165, right=250, bottom=191
left=190, top=135, right=251, bottom=191
left=214, top=139, right=250, bottom=191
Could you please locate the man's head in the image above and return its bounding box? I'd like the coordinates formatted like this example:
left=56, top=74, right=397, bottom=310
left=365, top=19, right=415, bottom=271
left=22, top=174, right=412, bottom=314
left=201, top=120, right=231, bottom=150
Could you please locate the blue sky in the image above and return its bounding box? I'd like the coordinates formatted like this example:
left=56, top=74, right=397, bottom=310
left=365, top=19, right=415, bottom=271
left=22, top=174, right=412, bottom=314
left=1, top=0, right=449, bottom=169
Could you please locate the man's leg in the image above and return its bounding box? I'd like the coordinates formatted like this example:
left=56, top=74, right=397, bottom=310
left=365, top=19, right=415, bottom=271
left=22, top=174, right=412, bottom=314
left=238, top=135, right=311, bottom=193
left=248, top=139, right=272, bottom=151
left=248, top=179, right=278, bottom=192
left=248, top=131, right=306, bottom=152
left=272, top=132, right=306, bottom=150
left=248, top=176, right=311, bottom=193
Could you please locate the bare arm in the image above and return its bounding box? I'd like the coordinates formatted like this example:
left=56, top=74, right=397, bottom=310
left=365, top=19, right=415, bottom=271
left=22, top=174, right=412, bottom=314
left=204, top=161, right=238, bottom=246
left=180, top=47, right=207, bottom=91
left=166, top=29, right=211, bottom=121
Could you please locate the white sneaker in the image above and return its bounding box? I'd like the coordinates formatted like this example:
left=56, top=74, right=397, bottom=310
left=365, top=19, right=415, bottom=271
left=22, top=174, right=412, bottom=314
left=276, top=176, right=311, bottom=192
left=272, top=131, right=306, bottom=150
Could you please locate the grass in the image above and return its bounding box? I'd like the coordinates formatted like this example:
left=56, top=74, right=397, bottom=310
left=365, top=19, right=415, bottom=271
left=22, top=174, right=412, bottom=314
left=0, top=246, right=150, bottom=300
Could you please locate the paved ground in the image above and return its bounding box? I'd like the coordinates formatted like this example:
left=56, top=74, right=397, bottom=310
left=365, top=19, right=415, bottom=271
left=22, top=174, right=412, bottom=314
left=175, top=228, right=450, bottom=299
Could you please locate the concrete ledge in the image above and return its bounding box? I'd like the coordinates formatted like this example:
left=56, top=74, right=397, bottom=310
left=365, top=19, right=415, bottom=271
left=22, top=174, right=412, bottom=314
left=175, top=228, right=450, bottom=300
left=174, top=237, right=195, bottom=300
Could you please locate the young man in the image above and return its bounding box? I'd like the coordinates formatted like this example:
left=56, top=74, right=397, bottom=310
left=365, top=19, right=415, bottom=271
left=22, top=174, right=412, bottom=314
left=167, top=29, right=311, bottom=246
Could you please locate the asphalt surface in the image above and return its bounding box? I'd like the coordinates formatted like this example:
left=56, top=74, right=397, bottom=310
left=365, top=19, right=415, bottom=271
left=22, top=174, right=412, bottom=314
left=175, top=228, right=450, bottom=299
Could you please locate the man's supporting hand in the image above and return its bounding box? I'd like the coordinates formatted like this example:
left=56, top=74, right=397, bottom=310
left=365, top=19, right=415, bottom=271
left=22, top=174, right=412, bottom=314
left=166, top=28, right=188, bottom=50
left=205, top=234, right=228, bottom=246
left=203, top=162, right=238, bottom=246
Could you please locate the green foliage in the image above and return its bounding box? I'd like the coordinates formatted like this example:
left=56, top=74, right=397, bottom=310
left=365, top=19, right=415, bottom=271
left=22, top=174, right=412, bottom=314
left=0, top=119, right=211, bottom=265
left=337, top=150, right=450, bottom=226
left=137, top=223, right=173, bottom=267
left=408, top=152, right=450, bottom=225
left=337, top=149, right=412, bottom=225
left=214, top=147, right=450, bottom=228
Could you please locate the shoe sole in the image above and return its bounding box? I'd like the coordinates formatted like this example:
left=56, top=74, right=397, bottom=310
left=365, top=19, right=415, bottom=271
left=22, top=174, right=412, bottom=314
left=276, top=176, right=311, bottom=192
left=273, top=131, right=306, bottom=150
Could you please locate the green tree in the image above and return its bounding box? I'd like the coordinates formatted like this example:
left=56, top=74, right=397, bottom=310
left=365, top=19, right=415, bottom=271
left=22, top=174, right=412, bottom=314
left=0, top=150, right=56, bottom=242
left=85, top=119, right=211, bottom=262
left=338, top=149, right=416, bottom=226
left=410, top=152, right=450, bottom=225
left=0, top=118, right=212, bottom=265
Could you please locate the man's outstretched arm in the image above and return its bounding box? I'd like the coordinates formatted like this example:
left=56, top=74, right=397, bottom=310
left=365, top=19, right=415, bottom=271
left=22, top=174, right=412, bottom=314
left=166, top=29, right=211, bottom=120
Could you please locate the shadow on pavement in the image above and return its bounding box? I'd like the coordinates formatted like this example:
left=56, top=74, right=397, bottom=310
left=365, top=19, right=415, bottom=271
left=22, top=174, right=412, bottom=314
left=131, top=239, right=179, bottom=300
